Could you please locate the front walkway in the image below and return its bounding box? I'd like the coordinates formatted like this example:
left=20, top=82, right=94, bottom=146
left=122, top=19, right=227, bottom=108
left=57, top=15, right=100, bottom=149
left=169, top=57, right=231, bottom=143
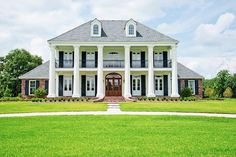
left=1, top=111, right=236, bottom=118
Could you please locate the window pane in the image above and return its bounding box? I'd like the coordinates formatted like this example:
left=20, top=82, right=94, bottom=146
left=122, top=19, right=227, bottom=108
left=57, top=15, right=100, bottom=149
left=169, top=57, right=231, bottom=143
left=87, top=80, right=90, bottom=90
left=129, top=25, right=134, bottom=35
left=160, top=79, right=163, bottom=90
left=64, top=80, right=67, bottom=90
left=69, top=80, right=72, bottom=91
left=137, top=79, right=140, bottom=90
left=93, top=24, right=99, bottom=34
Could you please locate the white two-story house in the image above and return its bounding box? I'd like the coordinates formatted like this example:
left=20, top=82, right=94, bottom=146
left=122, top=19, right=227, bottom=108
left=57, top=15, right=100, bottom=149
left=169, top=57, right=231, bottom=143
left=20, top=19, right=204, bottom=99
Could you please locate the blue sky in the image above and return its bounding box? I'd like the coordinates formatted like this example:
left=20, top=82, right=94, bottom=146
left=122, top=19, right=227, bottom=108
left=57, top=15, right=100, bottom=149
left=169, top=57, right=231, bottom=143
left=0, top=0, right=236, bottom=78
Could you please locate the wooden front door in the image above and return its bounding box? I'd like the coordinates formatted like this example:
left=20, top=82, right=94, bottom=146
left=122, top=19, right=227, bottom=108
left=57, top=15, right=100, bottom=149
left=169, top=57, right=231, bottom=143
left=105, top=73, right=122, bottom=96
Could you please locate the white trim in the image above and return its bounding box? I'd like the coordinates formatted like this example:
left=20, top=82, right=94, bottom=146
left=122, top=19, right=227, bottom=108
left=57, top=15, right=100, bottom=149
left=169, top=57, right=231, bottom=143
left=29, top=80, right=37, bottom=96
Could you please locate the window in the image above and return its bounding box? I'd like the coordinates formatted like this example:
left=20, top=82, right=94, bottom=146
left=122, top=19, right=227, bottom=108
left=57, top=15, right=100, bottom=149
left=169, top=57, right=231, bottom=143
left=29, top=80, right=36, bottom=95
left=188, top=80, right=195, bottom=95
left=93, top=24, right=99, bottom=35
left=129, top=24, right=134, bottom=35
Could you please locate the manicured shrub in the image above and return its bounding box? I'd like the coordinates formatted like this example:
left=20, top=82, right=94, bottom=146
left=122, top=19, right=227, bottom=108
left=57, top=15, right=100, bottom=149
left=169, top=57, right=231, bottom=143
left=0, top=97, right=23, bottom=102
left=34, top=88, right=47, bottom=98
left=223, top=87, right=233, bottom=98
left=180, top=88, right=192, bottom=98
left=31, top=98, right=45, bottom=102
left=204, top=87, right=214, bottom=98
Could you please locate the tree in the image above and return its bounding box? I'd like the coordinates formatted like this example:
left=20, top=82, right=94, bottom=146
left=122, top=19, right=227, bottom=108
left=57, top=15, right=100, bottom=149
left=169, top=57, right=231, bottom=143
left=214, top=70, right=232, bottom=97
left=223, top=87, right=233, bottom=98
left=204, top=87, right=214, bottom=98
left=0, top=49, right=42, bottom=97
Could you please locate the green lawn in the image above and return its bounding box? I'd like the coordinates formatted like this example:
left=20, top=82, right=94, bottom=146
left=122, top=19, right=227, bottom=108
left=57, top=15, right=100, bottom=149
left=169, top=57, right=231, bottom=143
left=0, top=101, right=107, bottom=114
left=0, top=116, right=235, bottom=156
left=121, top=99, right=236, bottom=114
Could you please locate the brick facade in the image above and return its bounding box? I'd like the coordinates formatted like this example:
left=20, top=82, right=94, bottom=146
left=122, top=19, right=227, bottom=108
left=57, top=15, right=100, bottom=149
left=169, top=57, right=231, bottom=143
left=179, top=79, right=203, bottom=98
left=21, top=79, right=49, bottom=98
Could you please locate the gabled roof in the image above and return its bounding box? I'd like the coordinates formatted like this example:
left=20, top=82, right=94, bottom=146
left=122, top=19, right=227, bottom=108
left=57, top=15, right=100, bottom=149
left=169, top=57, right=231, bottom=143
left=19, top=61, right=49, bottom=79
left=19, top=61, right=204, bottom=80
left=48, top=20, right=178, bottom=43
left=177, top=62, right=204, bottom=79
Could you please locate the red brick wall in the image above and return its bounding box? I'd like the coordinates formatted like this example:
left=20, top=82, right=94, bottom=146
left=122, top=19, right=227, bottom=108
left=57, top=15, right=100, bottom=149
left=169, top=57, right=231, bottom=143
left=179, top=79, right=203, bottom=98
left=21, top=79, right=49, bottom=98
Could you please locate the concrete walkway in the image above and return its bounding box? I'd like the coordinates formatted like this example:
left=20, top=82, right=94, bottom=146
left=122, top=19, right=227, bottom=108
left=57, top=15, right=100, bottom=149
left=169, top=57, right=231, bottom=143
left=0, top=111, right=236, bottom=118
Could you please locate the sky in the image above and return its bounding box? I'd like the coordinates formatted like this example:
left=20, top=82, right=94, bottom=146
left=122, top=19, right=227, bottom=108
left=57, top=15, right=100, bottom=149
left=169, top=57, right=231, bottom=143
left=0, top=0, right=236, bottom=79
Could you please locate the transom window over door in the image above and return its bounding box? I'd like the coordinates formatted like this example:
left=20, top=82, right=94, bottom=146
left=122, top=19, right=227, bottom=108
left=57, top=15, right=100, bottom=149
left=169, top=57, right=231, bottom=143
left=188, top=80, right=195, bottom=95
left=29, top=80, right=36, bottom=95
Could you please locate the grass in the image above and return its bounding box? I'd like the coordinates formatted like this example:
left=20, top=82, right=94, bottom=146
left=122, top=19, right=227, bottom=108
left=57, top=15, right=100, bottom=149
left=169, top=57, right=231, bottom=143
left=0, top=101, right=107, bottom=114
left=121, top=99, right=236, bottom=114
left=0, top=115, right=236, bottom=156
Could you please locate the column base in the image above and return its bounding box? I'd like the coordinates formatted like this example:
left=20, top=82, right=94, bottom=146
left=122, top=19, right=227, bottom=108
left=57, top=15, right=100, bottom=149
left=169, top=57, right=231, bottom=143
left=47, top=94, right=56, bottom=98
left=96, top=94, right=104, bottom=99
left=147, top=93, right=156, bottom=97
left=124, top=93, right=132, bottom=98
left=72, top=94, right=81, bottom=98
left=171, top=93, right=180, bottom=97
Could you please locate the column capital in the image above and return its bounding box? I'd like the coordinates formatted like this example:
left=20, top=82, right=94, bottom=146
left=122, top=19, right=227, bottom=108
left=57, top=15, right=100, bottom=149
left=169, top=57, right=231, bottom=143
left=124, top=45, right=131, bottom=49
left=73, top=45, right=80, bottom=49
left=147, top=44, right=155, bottom=49
left=97, top=45, right=104, bottom=49
left=49, top=45, right=57, bottom=50
left=171, top=44, right=178, bottom=49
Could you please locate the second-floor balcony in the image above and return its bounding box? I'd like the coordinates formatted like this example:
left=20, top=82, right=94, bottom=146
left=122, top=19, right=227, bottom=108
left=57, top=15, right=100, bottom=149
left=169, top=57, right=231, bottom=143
left=131, top=60, right=148, bottom=68
left=55, top=60, right=73, bottom=68
left=103, top=60, right=124, bottom=68
left=80, top=60, right=97, bottom=68
left=154, top=60, right=172, bottom=68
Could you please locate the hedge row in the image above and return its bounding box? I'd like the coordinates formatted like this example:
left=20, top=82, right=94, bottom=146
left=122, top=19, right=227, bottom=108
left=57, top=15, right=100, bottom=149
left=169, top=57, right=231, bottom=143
left=136, top=96, right=197, bottom=102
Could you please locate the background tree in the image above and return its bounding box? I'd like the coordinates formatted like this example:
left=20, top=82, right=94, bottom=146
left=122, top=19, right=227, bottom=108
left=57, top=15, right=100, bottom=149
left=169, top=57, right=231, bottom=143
left=0, top=49, right=42, bottom=97
left=214, top=70, right=232, bottom=97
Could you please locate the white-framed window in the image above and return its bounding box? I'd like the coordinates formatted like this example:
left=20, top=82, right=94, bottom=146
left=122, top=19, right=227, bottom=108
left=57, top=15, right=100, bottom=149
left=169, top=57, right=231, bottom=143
left=188, top=80, right=195, bottom=95
left=128, top=24, right=134, bottom=35
left=29, top=80, right=36, bottom=95
left=93, top=24, right=99, bottom=35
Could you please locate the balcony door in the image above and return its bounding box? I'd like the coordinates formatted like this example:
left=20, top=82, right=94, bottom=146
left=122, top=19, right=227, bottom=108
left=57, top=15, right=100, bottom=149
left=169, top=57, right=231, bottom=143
left=105, top=73, right=122, bottom=96
left=154, top=52, right=163, bottom=68
left=63, top=76, right=72, bottom=96
left=86, top=75, right=95, bottom=96
left=132, top=52, right=141, bottom=68
left=64, top=52, right=73, bottom=68
left=155, top=76, right=164, bottom=96
left=86, top=52, right=95, bottom=68
left=132, top=75, right=141, bottom=96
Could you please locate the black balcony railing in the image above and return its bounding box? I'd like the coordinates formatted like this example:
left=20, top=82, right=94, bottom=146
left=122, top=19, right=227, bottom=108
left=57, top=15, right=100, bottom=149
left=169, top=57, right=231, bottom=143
left=154, top=60, right=172, bottom=68
left=80, top=60, right=97, bottom=68
left=55, top=60, right=73, bottom=68
left=131, top=60, right=148, bottom=68
left=103, top=60, right=124, bottom=68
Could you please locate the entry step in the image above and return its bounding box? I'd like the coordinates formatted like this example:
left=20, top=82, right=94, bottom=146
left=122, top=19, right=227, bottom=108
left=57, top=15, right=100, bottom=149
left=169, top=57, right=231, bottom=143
left=107, top=104, right=121, bottom=112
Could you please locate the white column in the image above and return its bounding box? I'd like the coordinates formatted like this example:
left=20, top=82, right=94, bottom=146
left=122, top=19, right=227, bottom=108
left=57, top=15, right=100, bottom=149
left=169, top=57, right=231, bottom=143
left=124, top=45, right=131, bottom=98
left=72, top=45, right=80, bottom=97
left=96, top=45, right=104, bottom=98
left=147, top=45, right=155, bottom=97
left=48, top=45, right=56, bottom=97
left=171, top=45, right=180, bottom=97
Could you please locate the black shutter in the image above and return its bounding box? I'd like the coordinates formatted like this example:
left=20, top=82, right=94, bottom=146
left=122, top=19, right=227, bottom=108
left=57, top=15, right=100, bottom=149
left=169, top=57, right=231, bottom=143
left=95, top=75, right=97, bottom=96
left=59, top=75, right=63, bottom=96
left=81, top=75, right=86, bottom=96
left=141, top=51, right=145, bottom=67
left=141, top=75, right=146, bottom=96
left=72, top=75, right=74, bottom=94
left=130, top=51, right=132, bottom=68
left=36, top=80, right=40, bottom=89
left=72, top=51, right=74, bottom=67
left=95, top=51, right=98, bottom=68
left=130, top=75, right=133, bottom=96
left=185, top=80, right=188, bottom=88
left=59, top=51, right=64, bottom=68
left=163, top=75, right=168, bottom=96
left=163, top=51, right=168, bottom=68
left=82, top=51, right=86, bottom=68
left=25, top=80, right=29, bottom=96
left=195, top=80, right=199, bottom=95
left=178, top=79, right=181, bottom=94
left=45, top=80, right=48, bottom=94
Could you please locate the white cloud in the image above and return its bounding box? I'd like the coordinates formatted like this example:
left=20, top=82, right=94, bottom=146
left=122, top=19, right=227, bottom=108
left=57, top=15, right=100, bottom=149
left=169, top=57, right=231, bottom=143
left=194, top=12, right=235, bottom=45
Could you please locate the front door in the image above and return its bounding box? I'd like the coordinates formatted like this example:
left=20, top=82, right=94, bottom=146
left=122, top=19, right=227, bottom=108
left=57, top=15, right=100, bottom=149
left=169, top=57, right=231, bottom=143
left=105, top=73, right=122, bottom=96
left=86, top=75, right=95, bottom=96
left=132, top=75, right=141, bottom=96
left=86, top=52, right=95, bottom=68
left=155, top=76, right=164, bottom=96
left=63, top=76, right=72, bottom=96
left=132, top=52, right=141, bottom=68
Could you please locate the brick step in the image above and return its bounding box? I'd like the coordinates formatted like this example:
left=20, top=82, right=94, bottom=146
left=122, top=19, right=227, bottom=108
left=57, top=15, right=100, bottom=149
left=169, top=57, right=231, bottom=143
left=103, top=96, right=126, bottom=103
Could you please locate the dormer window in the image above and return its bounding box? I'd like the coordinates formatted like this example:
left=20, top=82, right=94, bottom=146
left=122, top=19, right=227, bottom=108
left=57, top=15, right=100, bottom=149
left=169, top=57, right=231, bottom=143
left=93, top=24, right=99, bottom=35
left=125, top=19, right=136, bottom=37
left=128, top=25, right=134, bottom=35
left=91, top=18, right=101, bottom=37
